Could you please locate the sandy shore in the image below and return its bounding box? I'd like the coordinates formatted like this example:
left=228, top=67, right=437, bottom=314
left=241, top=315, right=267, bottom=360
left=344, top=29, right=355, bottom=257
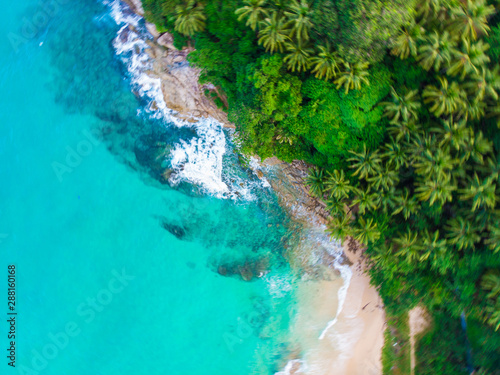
left=278, top=236, right=385, bottom=375
left=257, top=159, right=386, bottom=375
left=339, top=239, right=385, bottom=375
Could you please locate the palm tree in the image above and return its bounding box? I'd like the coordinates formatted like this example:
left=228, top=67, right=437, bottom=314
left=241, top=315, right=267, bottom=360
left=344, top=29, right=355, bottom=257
left=417, top=0, right=453, bottom=20
left=465, top=130, right=493, bottom=165
left=418, top=31, right=454, bottom=71
left=448, top=39, right=490, bottom=78
left=258, top=12, right=290, bottom=53
left=387, top=119, right=422, bottom=142
left=415, top=175, right=456, bottom=206
left=445, top=216, right=481, bottom=250
left=459, top=174, right=497, bottom=211
left=353, top=217, right=380, bottom=245
left=275, top=127, right=295, bottom=145
left=394, top=230, right=424, bottom=264
left=352, top=188, right=379, bottom=215
left=421, top=229, right=448, bottom=262
left=235, top=0, right=269, bottom=31
left=334, top=62, right=370, bottom=94
left=324, top=169, right=353, bottom=200
left=380, top=187, right=398, bottom=215
left=422, top=77, right=467, bottom=117
left=485, top=222, right=500, bottom=253
left=381, top=87, right=421, bottom=124
left=391, top=22, right=425, bottom=59
left=348, top=145, right=382, bottom=180
left=467, top=40, right=491, bottom=66
left=382, top=139, right=409, bottom=170
left=465, top=97, right=487, bottom=120
left=270, top=0, right=287, bottom=16
left=481, top=269, right=500, bottom=299
left=414, top=147, right=456, bottom=180
left=283, top=41, right=313, bottom=72
left=463, top=66, right=500, bottom=102
left=326, top=197, right=346, bottom=217
left=327, top=213, right=353, bottom=241
left=392, top=188, right=419, bottom=220
left=305, top=167, right=324, bottom=198
left=174, top=1, right=207, bottom=37
left=370, top=242, right=398, bottom=271
left=485, top=297, right=500, bottom=331
left=310, top=44, right=342, bottom=81
left=367, top=166, right=399, bottom=191
left=454, top=129, right=492, bottom=164
left=449, top=0, right=495, bottom=40
left=284, top=0, right=313, bottom=43
left=408, top=133, right=437, bottom=165
left=431, top=118, right=471, bottom=151
left=482, top=155, right=500, bottom=182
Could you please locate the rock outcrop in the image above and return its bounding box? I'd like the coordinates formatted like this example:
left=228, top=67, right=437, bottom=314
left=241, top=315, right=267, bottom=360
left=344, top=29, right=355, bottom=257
left=144, top=36, right=234, bottom=127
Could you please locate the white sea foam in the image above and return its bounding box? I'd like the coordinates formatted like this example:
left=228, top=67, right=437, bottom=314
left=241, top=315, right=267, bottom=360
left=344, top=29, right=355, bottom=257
left=169, top=117, right=228, bottom=195
left=108, top=0, right=141, bottom=28
left=286, top=203, right=353, bottom=341
left=317, top=229, right=352, bottom=340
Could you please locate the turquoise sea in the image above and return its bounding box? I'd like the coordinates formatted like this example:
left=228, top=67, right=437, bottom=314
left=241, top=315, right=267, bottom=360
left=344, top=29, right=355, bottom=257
left=0, top=1, right=317, bottom=373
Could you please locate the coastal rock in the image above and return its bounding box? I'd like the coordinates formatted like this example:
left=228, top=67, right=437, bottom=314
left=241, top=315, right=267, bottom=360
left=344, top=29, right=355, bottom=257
left=256, top=157, right=330, bottom=226
left=138, top=28, right=235, bottom=129
left=122, top=0, right=144, bottom=16
left=157, top=33, right=175, bottom=50
left=146, top=22, right=160, bottom=39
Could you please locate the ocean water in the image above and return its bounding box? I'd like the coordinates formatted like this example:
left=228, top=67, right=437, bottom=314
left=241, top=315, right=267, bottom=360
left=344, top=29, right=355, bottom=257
left=0, top=0, right=305, bottom=374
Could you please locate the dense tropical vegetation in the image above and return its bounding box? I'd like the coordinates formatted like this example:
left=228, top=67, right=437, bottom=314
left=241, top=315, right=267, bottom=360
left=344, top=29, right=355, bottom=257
left=141, top=0, right=500, bottom=373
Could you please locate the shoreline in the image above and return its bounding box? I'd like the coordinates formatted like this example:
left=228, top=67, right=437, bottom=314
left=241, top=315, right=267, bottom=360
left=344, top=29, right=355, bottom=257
left=118, top=1, right=386, bottom=373
left=258, top=158, right=385, bottom=375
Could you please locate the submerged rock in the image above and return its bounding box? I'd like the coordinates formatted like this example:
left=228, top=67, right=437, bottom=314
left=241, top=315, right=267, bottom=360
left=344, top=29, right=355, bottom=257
left=161, top=222, right=186, bottom=240
left=154, top=215, right=189, bottom=240
left=216, top=258, right=270, bottom=282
